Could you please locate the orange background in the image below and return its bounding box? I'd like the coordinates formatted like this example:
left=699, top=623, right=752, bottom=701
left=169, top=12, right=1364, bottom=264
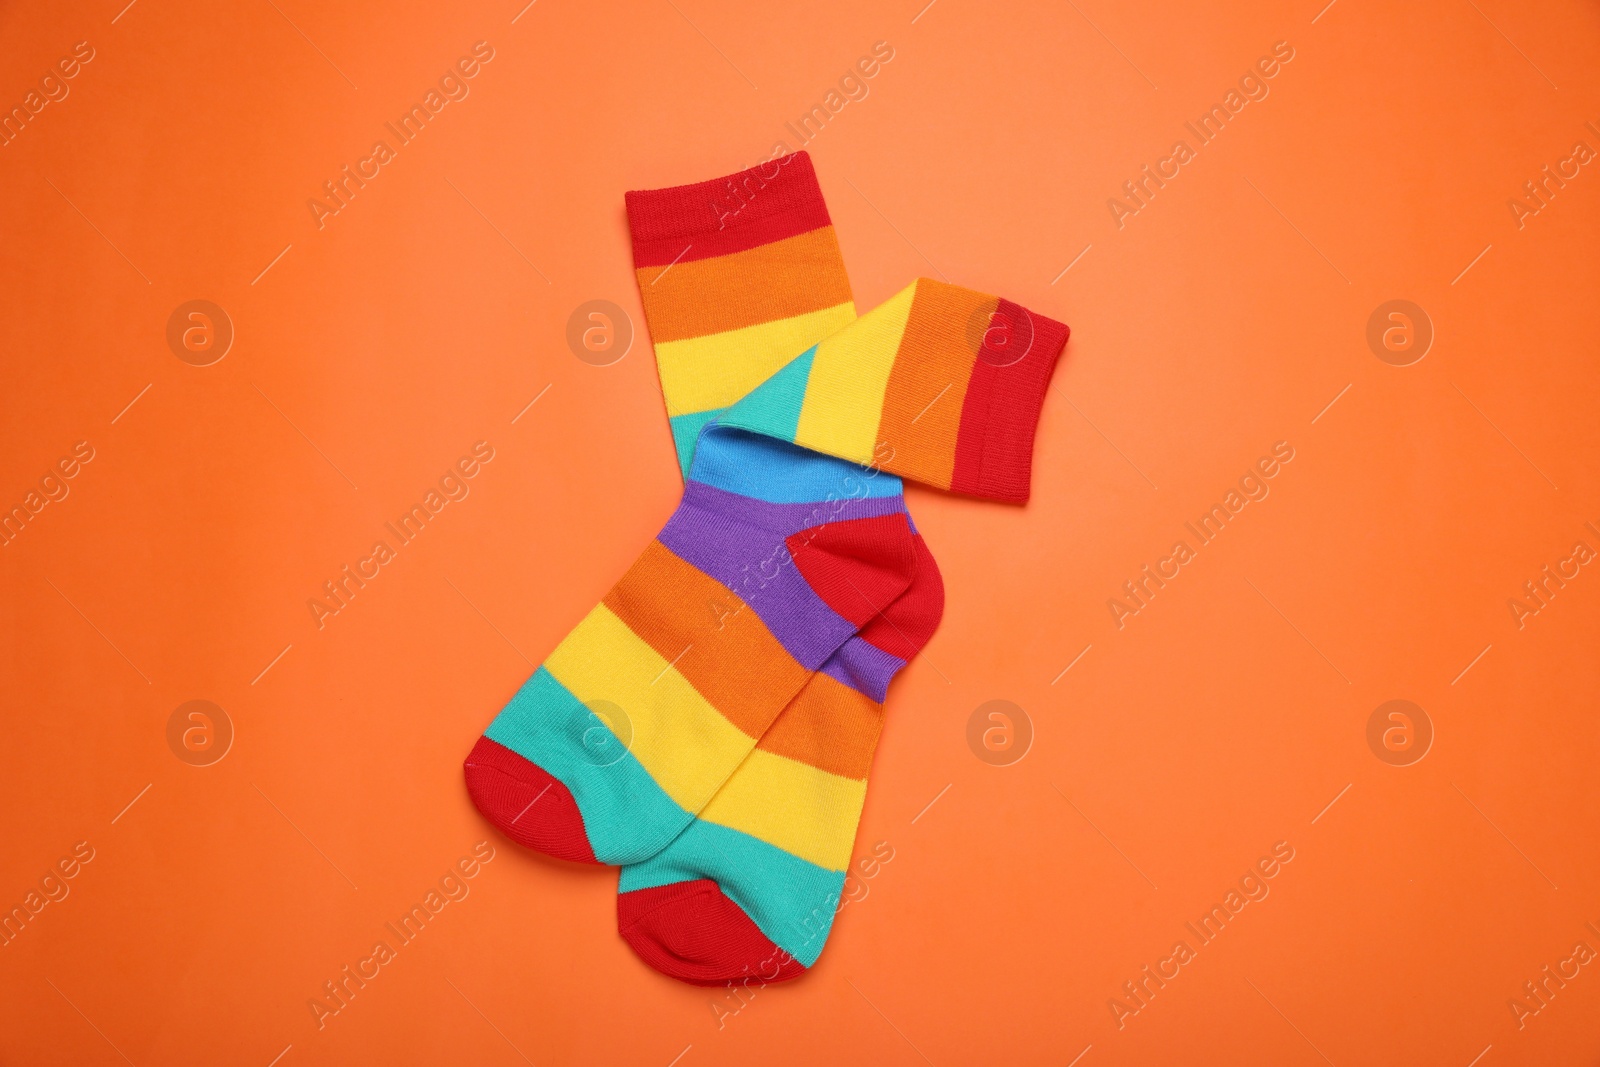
left=3, top=0, right=1599, bottom=1063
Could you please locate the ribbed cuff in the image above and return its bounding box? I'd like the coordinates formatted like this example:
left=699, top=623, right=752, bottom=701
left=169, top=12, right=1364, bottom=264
left=625, top=151, right=832, bottom=268
left=949, top=300, right=1070, bottom=503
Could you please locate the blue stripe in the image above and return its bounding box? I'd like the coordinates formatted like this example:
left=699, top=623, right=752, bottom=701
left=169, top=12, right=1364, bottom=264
left=689, top=425, right=903, bottom=505
left=668, top=408, right=727, bottom=478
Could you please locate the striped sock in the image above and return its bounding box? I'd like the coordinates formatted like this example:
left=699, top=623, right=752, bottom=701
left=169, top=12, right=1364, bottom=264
left=618, top=534, right=942, bottom=983
left=463, top=154, right=920, bottom=865
left=615, top=282, right=1068, bottom=982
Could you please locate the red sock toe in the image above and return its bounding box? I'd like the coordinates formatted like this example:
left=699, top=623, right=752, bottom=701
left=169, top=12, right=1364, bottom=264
left=618, top=879, right=808, bottom=986
left=464, top=737, right=599, bottom=864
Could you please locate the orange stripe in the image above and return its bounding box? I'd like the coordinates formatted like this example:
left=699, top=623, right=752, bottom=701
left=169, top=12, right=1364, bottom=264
left=755, top=671, right=883, bottom=780
left=875, top=283, right=995, bottom=490
left=635, top=228, right=853, bottom=344
left=602, top=540, right=809, bottom=740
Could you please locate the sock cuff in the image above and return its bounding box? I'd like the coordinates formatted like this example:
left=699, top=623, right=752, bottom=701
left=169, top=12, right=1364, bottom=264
left=949, top=298, right=1070, bottom=503
left=626, top=151, right=832, bottom=267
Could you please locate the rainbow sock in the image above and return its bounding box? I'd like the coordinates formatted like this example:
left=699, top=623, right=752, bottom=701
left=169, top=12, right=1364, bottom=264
left=463, top=154, right=920, bottom=865
left=616, top=279, right=1069, bottom=981
left=618, top=534, right=942, bottom=983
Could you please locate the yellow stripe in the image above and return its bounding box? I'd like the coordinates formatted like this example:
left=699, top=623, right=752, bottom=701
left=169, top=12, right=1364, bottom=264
left=793, top=283, right=915, bottom=463
left=699, top=749, right=866, bottom=871
left=544, top=604, right=754, bottom=812
left=654, top=302, right=856, bottom=417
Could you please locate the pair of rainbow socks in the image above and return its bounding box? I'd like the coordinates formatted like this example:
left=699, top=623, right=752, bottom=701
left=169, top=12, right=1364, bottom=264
left=464, top=152, right=1068, bottom=984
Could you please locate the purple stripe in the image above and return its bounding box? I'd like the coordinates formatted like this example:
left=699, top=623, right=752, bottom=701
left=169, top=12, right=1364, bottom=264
left=657, top=507, right=859, bottom=671
left=820, top=638, right=907, bottom=703
left=681, top=480, right=907, bottom=534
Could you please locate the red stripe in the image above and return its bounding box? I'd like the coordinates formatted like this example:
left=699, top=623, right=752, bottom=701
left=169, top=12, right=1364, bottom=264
left=949, top=300, right=1070, bottom=503
left=626, top=151, right=832, bottom=267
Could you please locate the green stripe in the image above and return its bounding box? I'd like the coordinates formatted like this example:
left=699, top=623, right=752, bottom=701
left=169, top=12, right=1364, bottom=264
left=485, top=666, right=691, bottom=864
left=620, top=817, right=846, bottom=967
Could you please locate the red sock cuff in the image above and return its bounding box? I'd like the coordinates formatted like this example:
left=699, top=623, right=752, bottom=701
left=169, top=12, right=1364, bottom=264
left=949, top=300, right=1070, bottom=503
left=625, top=151, right=832, bottom=268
